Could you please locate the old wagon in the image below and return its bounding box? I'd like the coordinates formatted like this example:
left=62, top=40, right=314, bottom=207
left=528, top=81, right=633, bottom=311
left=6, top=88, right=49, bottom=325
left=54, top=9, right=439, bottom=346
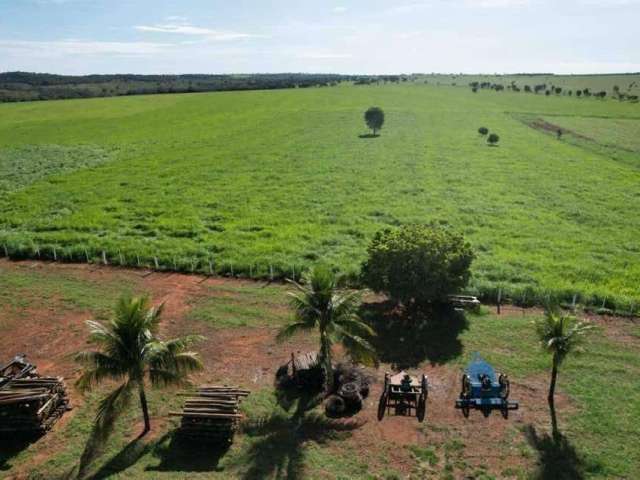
left=455, top=353, right=519, bottom=418
left=377, top=371, right=428, bottom=422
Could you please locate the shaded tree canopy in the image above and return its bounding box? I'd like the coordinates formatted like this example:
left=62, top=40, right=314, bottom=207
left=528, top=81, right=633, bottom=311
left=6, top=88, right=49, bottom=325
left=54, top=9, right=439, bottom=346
left=364, top=107, right=385, bottom=135
left=361, top=223, right=474, bottom=307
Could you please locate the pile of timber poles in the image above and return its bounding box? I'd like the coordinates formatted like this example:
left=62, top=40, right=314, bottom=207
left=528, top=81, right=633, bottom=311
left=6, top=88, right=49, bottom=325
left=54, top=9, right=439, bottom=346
left=0, top=357, right=70, bottom=434
left=170, top=385, right=250, bottom=441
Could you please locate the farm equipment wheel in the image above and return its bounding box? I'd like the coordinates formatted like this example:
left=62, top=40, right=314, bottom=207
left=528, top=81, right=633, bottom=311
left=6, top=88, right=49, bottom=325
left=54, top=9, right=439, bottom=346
left=377, top=391, right=388, bottom=421
left=461, top=374, right=471, bottom=398
left=499, top=374, right=510, bottom=400
left=325, top=395, right=346, bottom=417
left=421, top=374, right=428, bottom=394
left=501, top=401, right=509, bottom=419
left=417, top=394, right=427, bottom=422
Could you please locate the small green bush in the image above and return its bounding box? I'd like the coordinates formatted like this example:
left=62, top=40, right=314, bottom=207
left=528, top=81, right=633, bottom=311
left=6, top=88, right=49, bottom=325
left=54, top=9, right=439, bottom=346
left=487, top=133, right=500, bottom=146
left=478, top=127, right=489, bottom=136
left=361, top=223, right=474, bottom=307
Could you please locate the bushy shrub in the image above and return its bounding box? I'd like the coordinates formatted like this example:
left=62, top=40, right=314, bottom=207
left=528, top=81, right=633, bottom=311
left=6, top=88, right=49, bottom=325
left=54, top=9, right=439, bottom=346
left=478, top=127, right=489, bottom=136
left=487, top=133, right=500, bottom=146
left=361, top=223, right=474, bottom=307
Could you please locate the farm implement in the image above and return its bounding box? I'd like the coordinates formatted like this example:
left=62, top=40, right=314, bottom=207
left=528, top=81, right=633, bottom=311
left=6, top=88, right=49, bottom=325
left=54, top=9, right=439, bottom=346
left=377, top=371, right=428, bottom=422
left=455, top=353, right=518, bottom=418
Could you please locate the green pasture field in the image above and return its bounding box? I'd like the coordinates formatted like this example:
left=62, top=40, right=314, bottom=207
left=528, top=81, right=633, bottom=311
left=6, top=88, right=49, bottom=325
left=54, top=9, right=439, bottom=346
left=0, top=83, right=639, bottom=309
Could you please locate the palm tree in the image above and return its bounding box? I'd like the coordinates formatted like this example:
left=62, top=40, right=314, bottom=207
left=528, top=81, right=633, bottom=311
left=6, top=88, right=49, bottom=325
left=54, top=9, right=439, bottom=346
left=277, top=266, right=377, bottom=390
left=76, top=294, right=204, bottom=436
left=535, top=308, right=593, bottom=406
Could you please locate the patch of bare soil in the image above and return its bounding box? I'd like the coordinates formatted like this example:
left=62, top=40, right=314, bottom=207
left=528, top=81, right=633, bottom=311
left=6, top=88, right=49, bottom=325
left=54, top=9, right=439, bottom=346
left=333, top=362, right=571, bottom=479
left=523, top=117, right=592, bottom=141
left=581, top=312, right=640, bottom=347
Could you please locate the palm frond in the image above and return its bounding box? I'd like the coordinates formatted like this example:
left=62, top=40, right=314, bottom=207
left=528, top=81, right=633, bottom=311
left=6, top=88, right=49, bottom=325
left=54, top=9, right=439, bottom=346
left=74, top=351, right=125, bottom=391
left=163, top=335, right=206, bottom=353
left=146, top=342, right=203, bottom=374
left=333, top=316, right=376, bottom=338
left=276, top=321, right=314, bottom=342
left=148, top=367, right=192, bottom=388
left=535, top=309, right=593, bottom=364
left=333, top=324, right=378, bottom=367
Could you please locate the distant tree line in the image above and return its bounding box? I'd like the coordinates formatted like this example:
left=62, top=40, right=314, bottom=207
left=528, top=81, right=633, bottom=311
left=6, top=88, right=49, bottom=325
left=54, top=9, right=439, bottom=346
left=0, top=72, right=363, bottom=103
left=468, top=79, right=638, bottom=102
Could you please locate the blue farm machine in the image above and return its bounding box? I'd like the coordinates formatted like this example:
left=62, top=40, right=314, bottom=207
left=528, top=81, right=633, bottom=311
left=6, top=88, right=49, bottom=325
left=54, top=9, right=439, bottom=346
left=455, top=353, right=519, bottom=418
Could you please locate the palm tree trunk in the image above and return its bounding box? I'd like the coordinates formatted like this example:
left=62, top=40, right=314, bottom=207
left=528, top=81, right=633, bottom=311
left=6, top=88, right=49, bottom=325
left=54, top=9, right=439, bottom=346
left=139, top=383, right=150, bottom=434
left=548, top=354, right=560, bottom=438
left=319, top=332, right=333, bottom=392
left=548, top=355, right=558, bottom=405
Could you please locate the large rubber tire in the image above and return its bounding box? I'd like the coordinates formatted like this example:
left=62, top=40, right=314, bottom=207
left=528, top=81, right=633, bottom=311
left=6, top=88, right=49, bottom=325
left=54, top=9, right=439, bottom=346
left=339, top=381, right=360, bottom=398
left=461, top=374, right=471, bottom=398
left=377, top=392, right=388, bottom=421
left=325, top=395, right=346, bottom=417
left=499, top=374, right=510, bottom=400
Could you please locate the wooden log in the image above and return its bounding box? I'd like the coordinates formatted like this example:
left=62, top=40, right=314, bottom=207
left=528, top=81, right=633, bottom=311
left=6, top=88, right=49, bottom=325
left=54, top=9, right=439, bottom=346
left=37, top=393, right=59, bottom=417
left=198, top=386, right=250, bottom=393
left=169, top=412, right=242, bottom=419
left=0, top=394, right=48, bottom=405
left=197, top=390, right=250, bottom=396
left=184, top=403, right=238, bottom=410
left=0, top=391, right=47, bottom=399
left=198, top=385, right=240, bottom=390
left=184, top=399, right=238, bottom=405
left=183, top=407, right=238, bottom=413
left=190, top=393, right=246, bottom=399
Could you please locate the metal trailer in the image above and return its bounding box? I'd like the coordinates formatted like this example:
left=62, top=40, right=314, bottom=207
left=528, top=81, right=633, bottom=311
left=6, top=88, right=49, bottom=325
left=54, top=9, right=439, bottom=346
left=455, top=353, right=519, bottom=418
left=377, top=371, right=428, bottom=422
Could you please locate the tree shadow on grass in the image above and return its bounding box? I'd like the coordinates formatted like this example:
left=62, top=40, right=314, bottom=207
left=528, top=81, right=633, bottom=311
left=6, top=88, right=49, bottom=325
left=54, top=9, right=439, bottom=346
left=358, top=133, right=379, bottom=139
left=88, top=436, right=156, bottom=479
left=146, top=431, right=230, bottom=473
left=359, top=301, right=468, bottom=369
left=0, top=433, right=36, bottom=472
left=239, top=411, right=364, bottom=480
left=524, top=425, right=603, bottom=480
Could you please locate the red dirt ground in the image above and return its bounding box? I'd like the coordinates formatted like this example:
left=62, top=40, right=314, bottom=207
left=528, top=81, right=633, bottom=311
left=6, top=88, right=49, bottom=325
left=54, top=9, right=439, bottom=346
left=2, top=259, right=619, bottom=479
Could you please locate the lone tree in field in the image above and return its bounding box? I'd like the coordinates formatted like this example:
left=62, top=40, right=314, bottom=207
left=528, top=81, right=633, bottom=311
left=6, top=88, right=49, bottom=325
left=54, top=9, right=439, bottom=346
left=478, top=127, right=489, bottom=136
left=487, top=133, right=500, bottom=146
left=535, top=308, right=592, bottom=435
left=76, top=295, right=203, bottom=437
left=362, top=223, right=474, bottom=309
left=277, top=265, right=377, bottom=390
left=364, top=106, right=385, bottom=136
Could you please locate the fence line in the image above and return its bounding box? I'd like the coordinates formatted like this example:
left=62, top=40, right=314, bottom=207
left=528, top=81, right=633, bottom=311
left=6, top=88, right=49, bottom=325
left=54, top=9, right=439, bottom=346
left=0, top=241, right=638, bottom=315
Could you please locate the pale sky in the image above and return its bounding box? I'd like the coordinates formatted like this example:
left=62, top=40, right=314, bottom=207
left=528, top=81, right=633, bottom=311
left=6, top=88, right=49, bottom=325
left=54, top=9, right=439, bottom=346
left=1, top=0, right=639, bottom=75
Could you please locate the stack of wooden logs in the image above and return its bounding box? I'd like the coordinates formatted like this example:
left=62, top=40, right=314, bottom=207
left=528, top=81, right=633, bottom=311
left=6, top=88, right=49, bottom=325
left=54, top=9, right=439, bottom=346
left=0, top=356, right=70, bottom=434
left=171, top=385, right=250, bottom=441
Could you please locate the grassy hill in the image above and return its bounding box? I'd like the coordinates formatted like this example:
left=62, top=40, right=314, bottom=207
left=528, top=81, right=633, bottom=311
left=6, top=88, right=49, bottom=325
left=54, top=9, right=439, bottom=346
left=1, top=83, right=639, bottom=309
